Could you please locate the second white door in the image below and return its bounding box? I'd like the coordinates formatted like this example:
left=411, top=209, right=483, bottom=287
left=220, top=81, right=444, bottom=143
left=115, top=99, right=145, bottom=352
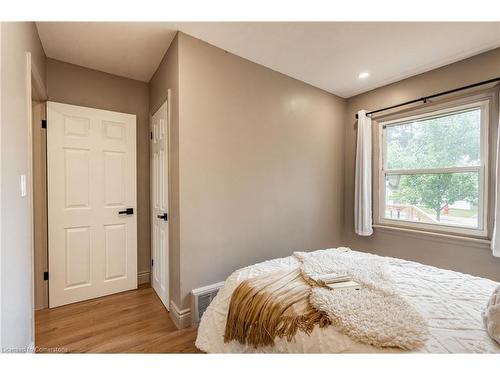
left=151, top=99, right=169, bottom=309
left=47, top=102, right=137, bottom=308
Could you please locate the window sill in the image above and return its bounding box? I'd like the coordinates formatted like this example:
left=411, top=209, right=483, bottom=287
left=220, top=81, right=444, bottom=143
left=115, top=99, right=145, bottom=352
left=372, top=224, right=491, bottom=246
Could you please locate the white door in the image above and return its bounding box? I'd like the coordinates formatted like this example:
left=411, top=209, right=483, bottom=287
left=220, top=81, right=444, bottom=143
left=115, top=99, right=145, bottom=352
left=151, top=99, right=169, bottom=309
left=47, top=102, right=137, bottom=308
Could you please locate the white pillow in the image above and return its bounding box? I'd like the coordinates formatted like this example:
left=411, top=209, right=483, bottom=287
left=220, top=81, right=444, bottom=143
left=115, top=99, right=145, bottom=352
left=483, top=285, right=500, bottom=344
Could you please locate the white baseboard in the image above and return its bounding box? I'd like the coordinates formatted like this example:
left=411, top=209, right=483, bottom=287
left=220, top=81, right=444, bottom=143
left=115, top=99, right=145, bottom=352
left=137, top=271, right=150, bottom=285
left=170, top=300, right=191, bottom=329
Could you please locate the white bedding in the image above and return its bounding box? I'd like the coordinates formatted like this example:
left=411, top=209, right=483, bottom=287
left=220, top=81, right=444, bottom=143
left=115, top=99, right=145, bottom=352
left=195, top=249, right=500, bottom=353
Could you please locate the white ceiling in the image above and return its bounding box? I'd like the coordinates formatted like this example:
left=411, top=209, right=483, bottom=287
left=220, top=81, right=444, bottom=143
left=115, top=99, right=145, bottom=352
left=37, top=22, right=500, bottom=98
left=36, top=22, right=177, bottom=82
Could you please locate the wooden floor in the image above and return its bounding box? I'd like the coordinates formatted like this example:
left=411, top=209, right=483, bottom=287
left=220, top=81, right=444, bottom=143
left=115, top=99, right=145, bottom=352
left=35, top=284, right=200, bottom=353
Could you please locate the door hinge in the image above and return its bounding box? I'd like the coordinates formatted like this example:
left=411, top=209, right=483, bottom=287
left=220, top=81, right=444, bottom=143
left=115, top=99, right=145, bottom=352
left=150, top=131, right=153, bottom=140
left=151, top=259, right=154, bottom=267
left=43, top=271, right=49, bottom=281
left=41, top=120, right=47, bottom=129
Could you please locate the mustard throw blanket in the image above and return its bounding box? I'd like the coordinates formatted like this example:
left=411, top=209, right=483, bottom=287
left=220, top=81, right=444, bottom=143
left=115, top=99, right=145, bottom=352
left=224, top=248, right=429, bottom=350
left=224, top=268, right=331, bottom=347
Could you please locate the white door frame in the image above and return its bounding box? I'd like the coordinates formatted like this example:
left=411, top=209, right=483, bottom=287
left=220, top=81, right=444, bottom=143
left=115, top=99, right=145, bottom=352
left=27, top=51, right=48, bottom=347
left=26, top=51, right=35, bottom=350
left=0, top=23, right=3, bottom=349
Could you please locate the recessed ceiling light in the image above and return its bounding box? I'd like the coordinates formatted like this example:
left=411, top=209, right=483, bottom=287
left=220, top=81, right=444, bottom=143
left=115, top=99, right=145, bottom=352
left=358, top=72, right=370, bottom=79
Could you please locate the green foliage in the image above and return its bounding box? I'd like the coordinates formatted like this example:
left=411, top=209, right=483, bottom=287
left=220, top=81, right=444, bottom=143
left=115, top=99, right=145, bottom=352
left=391, top=173, right=478, bottom=220
left=386, top=109, right=480, bottom=221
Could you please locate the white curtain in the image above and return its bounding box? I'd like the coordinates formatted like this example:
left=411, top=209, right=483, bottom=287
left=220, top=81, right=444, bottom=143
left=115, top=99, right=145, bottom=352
left=354, top=110, right=373, bottom=236
left=491, top=129, right=500, bottom=257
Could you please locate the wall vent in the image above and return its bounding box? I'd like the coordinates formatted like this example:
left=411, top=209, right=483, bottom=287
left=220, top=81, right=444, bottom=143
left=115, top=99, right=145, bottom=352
left=191, top=281, right=224, bottom=326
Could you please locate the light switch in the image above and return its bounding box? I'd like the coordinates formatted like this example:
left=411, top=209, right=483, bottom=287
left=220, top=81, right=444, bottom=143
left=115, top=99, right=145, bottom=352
left=20, top=175, right=27, bottom=197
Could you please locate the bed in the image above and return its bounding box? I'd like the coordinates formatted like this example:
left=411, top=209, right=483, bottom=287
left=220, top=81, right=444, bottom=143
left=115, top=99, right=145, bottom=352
left=195, top=248, right=500, bottom=353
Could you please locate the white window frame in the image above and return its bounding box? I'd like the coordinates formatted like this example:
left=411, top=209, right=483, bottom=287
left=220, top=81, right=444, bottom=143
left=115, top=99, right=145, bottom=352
left=377, top=99, right=489, bottom=238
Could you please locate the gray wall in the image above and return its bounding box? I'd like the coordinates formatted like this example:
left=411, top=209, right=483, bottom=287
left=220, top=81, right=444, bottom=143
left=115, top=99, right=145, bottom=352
left=344, top=48, right=500, bottom=281
left=46, top=58, right=151, bottom=275
left=0, top=22, right=46, bottom=350
left=176, top=33, right=347, bottom=308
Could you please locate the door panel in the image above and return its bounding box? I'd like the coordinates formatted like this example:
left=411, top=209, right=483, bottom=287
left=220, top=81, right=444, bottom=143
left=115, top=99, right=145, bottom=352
left=151, top=99, right=169, bottom=309
left=48, top=102, right=137, bottom=308
left=65, top=227, right=91, bottom=288
left=64, top=148, right=90, bottom=208
left=104, top=224, right=127, bottom=280
left=104, top=151, right=126, bottom=206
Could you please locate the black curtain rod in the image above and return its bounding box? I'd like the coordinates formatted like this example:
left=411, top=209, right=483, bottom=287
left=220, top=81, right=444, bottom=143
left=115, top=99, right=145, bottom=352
left=355, top=76, right=500, bottom=119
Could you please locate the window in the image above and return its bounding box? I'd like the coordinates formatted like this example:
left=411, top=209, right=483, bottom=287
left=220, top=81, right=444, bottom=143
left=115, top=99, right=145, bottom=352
left=378, top=100, right=489, bottom=237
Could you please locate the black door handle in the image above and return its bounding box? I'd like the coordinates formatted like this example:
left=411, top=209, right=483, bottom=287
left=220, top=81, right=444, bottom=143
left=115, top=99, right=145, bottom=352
left=157, top=213, right=168, bottom=221
left=119, top=208, right=134, bottom=215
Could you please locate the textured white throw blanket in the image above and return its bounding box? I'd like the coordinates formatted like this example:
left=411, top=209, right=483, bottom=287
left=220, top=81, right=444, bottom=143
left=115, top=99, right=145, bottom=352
left=295, top=248, right=429, bottom=349
left=483, top=285, right=500, bottom=344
